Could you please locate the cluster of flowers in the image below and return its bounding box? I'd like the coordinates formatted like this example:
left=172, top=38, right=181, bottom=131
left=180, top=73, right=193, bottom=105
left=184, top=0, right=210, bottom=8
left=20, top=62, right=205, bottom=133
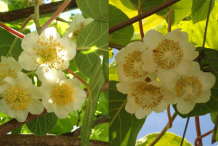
left=116, top=29, right=216, bottom=119
left=0, top=14, right=93, bottom=122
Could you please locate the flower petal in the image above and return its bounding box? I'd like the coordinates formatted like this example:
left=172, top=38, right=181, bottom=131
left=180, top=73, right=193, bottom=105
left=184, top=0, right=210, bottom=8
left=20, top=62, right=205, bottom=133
left=54, top=104, right=69, bottom=118
left=174, top=59, right=192, bottom=76
left=21, top=32, right=38, bottom=55
left=28, top=99, right=44, bottom=114
left=153, top=100, right=168, bottom=113
left=40, top=27, right=61, bottom=40
left=181, top=42, right=199, bottom=60
left=42, top=98, right=54, bottom=112
left=18, top=51, right=37, bottom=71
left=177, top=99, right=195, bottom=114
left=157, top=68, right=178, bottom=83
left=125, top=95, right=140, bottom=114
left=165, top=28, right=188, bottom=43
left=198, top=72, right=216, bottom=91
left=195, top=90, right=211, bottom=103
left=143, top=30, right=165, bottom=50
left=142, top=49, right=157, bottom=73
left=58, top=37, right=76, bottom=60
left=135, top=107, right=152, bottom=119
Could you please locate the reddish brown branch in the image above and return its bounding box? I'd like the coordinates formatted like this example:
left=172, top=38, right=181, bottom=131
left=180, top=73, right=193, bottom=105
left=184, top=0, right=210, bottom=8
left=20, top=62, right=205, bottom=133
left=109, top=0, right=180, bottom=34
left=0, top=134, right=108, bottom=146
left=195, top=116, right=202, bottom=146
left=194, top=130, right=213, bottom=146
left=149, top=112, right=177, bottom=146
left=167, top=105, right=172, bottom=128
left=0, top=22, right=25, bottom=39
left=0, top=109, right=47, bottom=137
left=0, top=0, right=77, bottom=22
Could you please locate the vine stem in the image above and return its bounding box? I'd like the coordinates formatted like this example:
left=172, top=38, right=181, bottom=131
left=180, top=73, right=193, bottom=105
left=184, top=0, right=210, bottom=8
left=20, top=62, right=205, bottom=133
left=194, top=130, right=213, bottom=146
left=212, top=113, right=218, bottom=144
left=201, top=0, right=212, bottom=52
left=34, top=0, right=41, bottom=34
left=180, top=112, right=191, bottom=146
left=0, top=22, right=25, bottom=39
left=195, top=116, right=202, bottom=146
left=167, top=105, right=172, bottom=128
left=109, top=0, right=180, bottom=34
left=149, top=112, right=177, bottom=146
left=6, top=14, right=34, bottom=57
left=65, top=68, right=89, bottom=88
left=138, top=0, right=144, bottom=40
left=168, top=6, right=173, bottom=32
left=41, top=0, right=71, bottom=32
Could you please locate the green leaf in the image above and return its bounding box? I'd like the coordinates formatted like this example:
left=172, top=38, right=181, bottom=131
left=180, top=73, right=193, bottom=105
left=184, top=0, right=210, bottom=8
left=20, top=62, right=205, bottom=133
left=0, top=28, right=23, bottom=61
left=76, top=0, right=108, bottom=21
left=109, top=81, right=145, bottom=146
left=81, top=60, right=105, bottom=146
left=210, top=112, right=218, bottom=124
left=109, top=4, right=134, bottom=46
left=192, top=0, right=215, bottom=23
left=173, top=48, right=218, bottom=118
left=0, top=112, right=8, bottom=118
left=136, top=132, right=192, bottom=146
left=49, top=111, right=78, bottom=135
left=75, top=20, right=108, bottom=78
left=109, top=59, right=118, bottom=81
left=90, top=123, right=109, bottom=142
left=26, top=113, right=58, bottom=136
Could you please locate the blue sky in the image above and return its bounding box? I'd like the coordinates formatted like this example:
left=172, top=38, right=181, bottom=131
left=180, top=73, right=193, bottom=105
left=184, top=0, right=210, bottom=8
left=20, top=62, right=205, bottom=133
left=109, top=49, right=218, bottom=146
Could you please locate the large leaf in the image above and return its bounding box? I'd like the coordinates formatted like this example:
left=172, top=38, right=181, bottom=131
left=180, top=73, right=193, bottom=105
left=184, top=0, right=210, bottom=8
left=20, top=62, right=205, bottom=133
left=136, top=132, right=192, bottom=146
left=109, top=4, right=134, bottom=46
left=75, top=20, right=108, bottom=78
left=81, top=60, right=105, bottom=146
left=76, top=0, right=108, bottom=21
left=0, top=27, right=23, bottom=61
left=192, top=0, right=215, bottom=24
left=109, top=81, right=145, bottom=146
left=173, top=48, right=218, bottom=118
left=109, top=59, right=118, bottom=81
left=26, top=113, right=58, bottom=136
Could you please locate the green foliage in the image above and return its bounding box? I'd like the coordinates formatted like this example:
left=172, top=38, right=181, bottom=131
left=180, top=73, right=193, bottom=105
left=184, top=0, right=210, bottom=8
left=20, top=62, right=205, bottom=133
left=91, top=122, right=109, bottom=142
left=109, top=59, right=118, bottom=81
left=26, top=113, right=58, bottom=136
left=109, top=4, right=134, bottom=46
left=0, top=28, right=23, bottom=61
left=81, top=60, right=105, bottom=146
left=75, top=20, right=108, bottom=78
left=135, top=132, right=192, bottom=146
left=76, top=0, right=108, bottom=21
left=109, top=81, right=145, bottom=146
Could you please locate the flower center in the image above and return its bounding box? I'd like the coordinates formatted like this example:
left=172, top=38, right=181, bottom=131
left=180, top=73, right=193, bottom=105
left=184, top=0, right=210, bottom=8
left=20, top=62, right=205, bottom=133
left=50, top=83, right=75, bottom=106
left=153, top=39, right=183, bottom=69
left=175, top=76, right=202, bottom=101
left=33, top=36, right=67, bottom=72
left=4, top=85, right=31, bottom=111
left=123, top=50, right=147, bottom=79
left=132, top=84, right=164, bottom=109
left=0, top=63, right=16, bottom=85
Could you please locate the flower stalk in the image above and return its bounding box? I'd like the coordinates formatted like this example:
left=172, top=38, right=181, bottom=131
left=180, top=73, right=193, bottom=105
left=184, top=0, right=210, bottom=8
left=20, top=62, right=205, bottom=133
left=138, top=0, right=144, bottom=40
left=34, top=0, right=41, bottom=34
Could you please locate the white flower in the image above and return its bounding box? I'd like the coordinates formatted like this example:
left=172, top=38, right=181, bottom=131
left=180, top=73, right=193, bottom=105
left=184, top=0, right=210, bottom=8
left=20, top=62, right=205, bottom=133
left=168, top=62, right=216, bottom=114
left=115, top=42, right=156, bottom=83
left=18, top=27, right=76, bottom=72
left=64, top=14, right=93, bottom=40
left=142, top=28, right=199, bottom=83
left=0, top=72, right=44, bottom=122
left=37, top=67, right=86, bottom=119
left=0, top=56, right=22, bottom=86
left=116, top=80, right=176, bottom=119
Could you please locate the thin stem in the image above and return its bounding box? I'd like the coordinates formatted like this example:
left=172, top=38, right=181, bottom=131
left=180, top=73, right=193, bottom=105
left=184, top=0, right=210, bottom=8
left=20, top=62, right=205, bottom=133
left=167, top=105, right=172, bottom=128
left=202, top=0, right=212, bottom=51
left=34, top=0, right=41, bottom=34
left=195, top=116, right=202, bottom=146
left=66, top=68, right=89, bottom=88
left=19, top=0, right=28, bottom=9
left=212, top=113, right=218, bottom=144
left=109, top=0, right=180, bottom=34
left=168, top=6, right=173, bottom=32
left=180, top=112, right=191, bottom=146
left=138, top=0, right=144, bottom=40
left=41, top=0, right=71, bottom=32
left=0, top=22, right=25, bottom=39
left=6, top=14, right=35, bottom=57
left=149, top=112, right=177, bottom=146
left=194, top=130, right=213, bottom=146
